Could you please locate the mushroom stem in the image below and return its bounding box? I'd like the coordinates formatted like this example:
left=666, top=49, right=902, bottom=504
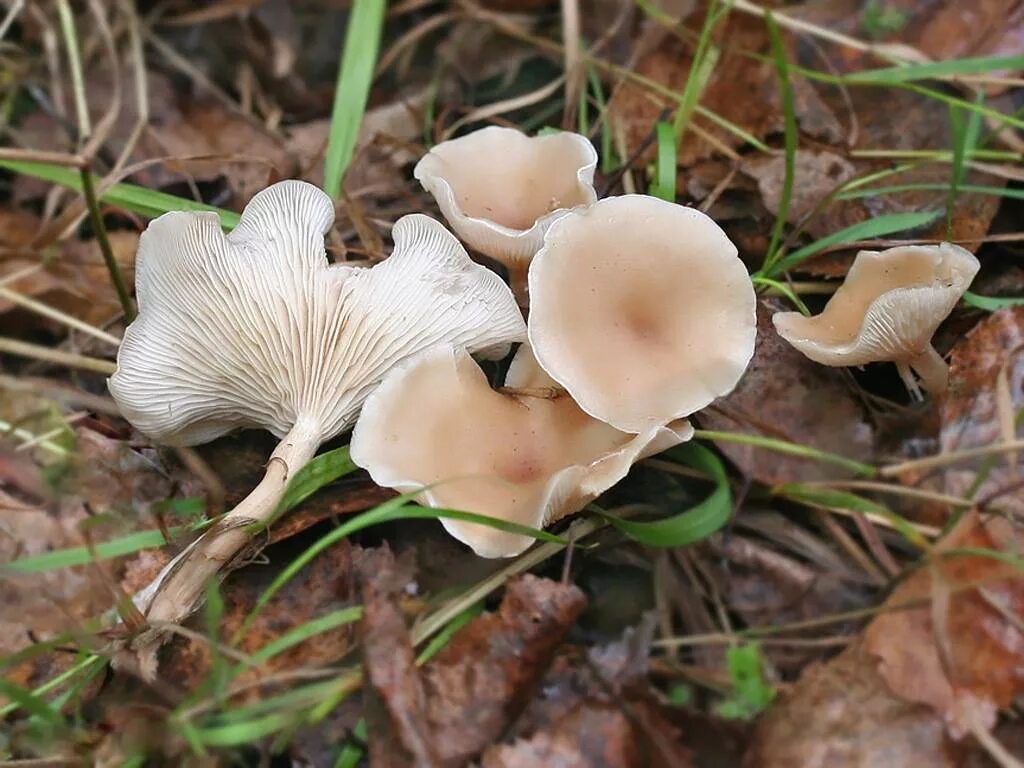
left=135, top=422, right=321, bottom=635
left=907, top=344, right=949, bottom=396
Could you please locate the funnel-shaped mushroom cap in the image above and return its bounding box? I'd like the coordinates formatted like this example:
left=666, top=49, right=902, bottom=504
left=772, top=243, right=979, bottom=394
left=350, top=345, right=692, bottom=558
left=108, top=180, right=525, bottom=447
left=414, top=126, right=597, bottom=294
left=527, top=194, right=757, bottom=434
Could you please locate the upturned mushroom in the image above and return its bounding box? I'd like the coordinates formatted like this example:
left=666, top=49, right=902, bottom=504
left=350, top=344, right=692, bottom=558
left=527, top=194, right=757, bottom=433
left=772, top=242, right=980, bottom=397
left=109, top=179, right=525, bottom=638
left=414, top=125, right=597, bottom=303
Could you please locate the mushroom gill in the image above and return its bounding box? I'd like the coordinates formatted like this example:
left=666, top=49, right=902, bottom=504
left=772, top=242, right=980, bottom=397
left=414, top=126, right=597, bottom=303
left=109, top=180, right=525, bottom=647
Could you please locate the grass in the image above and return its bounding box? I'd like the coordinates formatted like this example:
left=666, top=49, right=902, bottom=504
left=322, top=0, right=387, bottom=199
left=761, top=12, right=797, bottom=273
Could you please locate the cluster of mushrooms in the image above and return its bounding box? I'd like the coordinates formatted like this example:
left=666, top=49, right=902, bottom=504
left=107, top=125, right=980, bottom=627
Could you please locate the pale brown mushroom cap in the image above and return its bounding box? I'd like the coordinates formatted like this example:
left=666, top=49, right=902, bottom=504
left=527, top=194, right=757, bottom=434
left=108, top=180, right=525, bottom=447
left=413, top=126, right=597, bottom=288
left=350, top=345, right=692, bottom=558
left=772, top=242, right=980, bottom=370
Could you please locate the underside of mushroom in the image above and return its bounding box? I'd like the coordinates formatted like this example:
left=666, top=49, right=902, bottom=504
left=772, top=242, right=980, bottom=398
left=350, top=345, right=692, bottom=557
left=108, top=180, right=525, bottom=655
left=414, top=126, right=598, bottom=304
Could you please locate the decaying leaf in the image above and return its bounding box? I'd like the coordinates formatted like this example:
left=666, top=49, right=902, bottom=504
left=865, top=511, right=1024, bottom=739
left=158, top=540, right=387, bottom=701
left=699, top=300, right=875, bottom=485
left=744, top=641, right=969, bottom=768
left=940, top=308, right=1024, bottom=517
left=362, top=569, right=587, bottom=767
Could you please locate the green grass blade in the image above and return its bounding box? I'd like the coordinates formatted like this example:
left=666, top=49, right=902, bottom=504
left=693, top=429, right=876, bottom=476
left=3, top=526, right=188, bottom=573
left=946, top=92, right=984, bottom=235
left=844, top=55, right=1024, bottom=85
left=775, top=483, right=927, bottom=549
left=245, top=607, right=363, bottom=669
left=0, top=160, right=240, bottom=227
left=673, top=0, right=728, bottom=141
left=837, top=183, right=1024, bottom=201
left=0, top=679, right=66, bottom=726
left=274, top=445, right=357, bottom=519
left=322, top=0, right=386, bottom=198
left=233, top=495, right=565, bottom=643
left=649, top=121, right=677, bottom=201
left=599, top=443, right=731, bottom=547
left=760, top=210, right=941, bottom=277
left=963, top=292, right=1024, bottom=311
left=762, top=12, right=796, bottom=271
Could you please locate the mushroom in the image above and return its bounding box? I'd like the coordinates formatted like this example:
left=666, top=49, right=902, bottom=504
left=772, top=242, right=980, bottom=398
left=350, top=344, right=692, bottom=558
left=109, top=179, right=525, bottom=638
left=414, top=126, right=598, bottom=303
left=527, top=194, right=757, bottom=433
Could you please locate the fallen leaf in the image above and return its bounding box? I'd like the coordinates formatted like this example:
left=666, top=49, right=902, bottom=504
left=158, top=539, right=376, bottom=702
left=744, top=641, right=969, bottom=767
left=940, top=308, right=1024, bottom=517
left=864, top=511, right=1024, bottom=738
left=361, top=571, right=587, bottom=767
left=742, top=151, right=857, bottom=229
left=699, top=300, right=875, bottom=484
left=495, top=620, right=696, bottom=768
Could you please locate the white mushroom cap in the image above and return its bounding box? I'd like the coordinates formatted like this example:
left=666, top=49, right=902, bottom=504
left=527, top=194, right=757, bottom=434
left=772, top=242, right=980, bottom=395
left=413, top=126, right=597, bottom=302
left=350, top=344, right=692, bottom=558
left=108, top=179, right=525, bottom=447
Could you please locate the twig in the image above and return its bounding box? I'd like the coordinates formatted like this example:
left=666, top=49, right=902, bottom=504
left=0, top=285, right=121, bottom=346
left=0, top=336, right=116, bottom=375
left=881, top=441, right=1024, bottom=478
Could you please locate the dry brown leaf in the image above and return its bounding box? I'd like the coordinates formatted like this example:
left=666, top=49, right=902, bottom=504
left=361, top=571, right=587, bottom=767
left=940, top=308, right=1024, bottom=517
left=699, top=300, right=875, bottom=484
left=608, top=13, right=783, bottom=168
left=158, top=540, right=377, bottom=701
left=0, top=225, right=138, bottom=330
left=865, top=512, right=1024, bottom=738
left=744, top=641, right=969, bottom=767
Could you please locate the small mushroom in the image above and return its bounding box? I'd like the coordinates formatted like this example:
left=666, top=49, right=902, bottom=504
left=772, top=242, right=980, bottom=397
left=527, top=194, right=757, bottom=433
left=350, top=344, right=692, bottom=558
left=109, top=179, right=525, bottom=638
left=414, top=126, right=598, bottom=303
